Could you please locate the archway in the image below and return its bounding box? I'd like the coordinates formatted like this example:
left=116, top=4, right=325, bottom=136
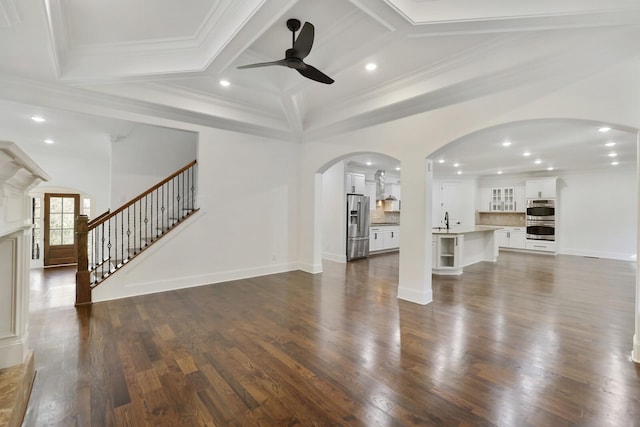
left=317, top=151, right=402, bottom=265
left=423, top=117, right=639, bottom=363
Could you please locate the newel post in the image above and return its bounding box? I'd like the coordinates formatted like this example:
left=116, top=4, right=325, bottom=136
left=75, top=214, right=91, bottom=306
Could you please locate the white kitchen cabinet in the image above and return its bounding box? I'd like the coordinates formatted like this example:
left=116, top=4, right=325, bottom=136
left=385, top=183, right=401, bottom=200
left=370, top=228, right=384, bottom=251
left=490, top=187, right=502, bottom=211
left=502, top=187, right=515, bottom=211
left=388, top=227, right=400, bottom=247
left=478, top=187, right=492, bottom=211
left=496, top=227, right=526, bottom=249
left=514, top=186, right=526, bottom=212
left=432, top=236, right=437, bottom=266
left=435, top=234, right=464, bottom=273
left=369, top=226, right=400, bottom=252
left=365, top=182, right=377, bottom=210
left=488, top=187, right=517, bottom=211
left=525, top=178, right=556, bottom=199
left=384, top=199, right=400, bottom=212
left=525, top=240, right=556, bottom=253
left=346, top=173, right=365, bottom=194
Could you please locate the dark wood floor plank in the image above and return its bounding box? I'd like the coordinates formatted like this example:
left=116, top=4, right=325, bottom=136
left=22, top=252, right=640, bottom=426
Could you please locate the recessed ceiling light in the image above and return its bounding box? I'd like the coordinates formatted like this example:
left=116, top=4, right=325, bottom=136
left=395, top=166, right=401, bottom=171
left=598, top=126, right=611, bottom=133
left=502, top=141, right=512, bottom=147
left=219, top=80, right=230, bottom=87
left=44, top=139, right=54, bottom=144
left=31, top=116, right=46, bottom=123
left=534, top=159, right=542, bottom=164
left=523, top=151, right=531, bottom=157
left=611, top=161, right=619, bottom=166
left=608, top=152, right=617, bottom=157
left=457, top=170, right=462, bottom=175
left=365, top=63, right=377, bottom=71
left=497, top=170, right=503, bottom=175
left=605, top=141, right=616, bottom=147
left=547, top=167, right=554, bottom=171
left=453, top=163, right=460, bottom=167
left=438, top=159, right=445, bottom=164
left=366, top=161, right=372, bottom=166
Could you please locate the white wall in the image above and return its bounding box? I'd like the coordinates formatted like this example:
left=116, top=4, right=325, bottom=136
left=93, top=127, right=299, bottom=301
left=17, top=134, right=111, bottom=214
left=557, top=168, right=637, bottom=259
left=111, top=124, right=197, bottom=207
left=432, top=177, right=477, bottom=227
left=322, top=161, right=346, bottom=262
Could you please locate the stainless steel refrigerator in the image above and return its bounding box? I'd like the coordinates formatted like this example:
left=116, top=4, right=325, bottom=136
left=346, top=194, right=370, bottom=261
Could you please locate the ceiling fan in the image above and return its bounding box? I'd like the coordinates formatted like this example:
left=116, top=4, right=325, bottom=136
left=237, top=19, right=334, bottom=85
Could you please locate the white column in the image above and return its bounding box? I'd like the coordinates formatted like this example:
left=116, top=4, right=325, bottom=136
left=397, top=157, right=433, bottom=305
left=633, top=131, right=640, bottom=364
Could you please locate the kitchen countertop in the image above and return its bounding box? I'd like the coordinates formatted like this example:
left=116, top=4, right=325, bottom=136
left=432, top=225, right=503, bottom=235
left=371, top=223, right=400, bottom=227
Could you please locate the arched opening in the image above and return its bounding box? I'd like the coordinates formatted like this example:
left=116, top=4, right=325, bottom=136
left=422, top=117, right=639, bottom=363
left=317, top=151, right=401, bottom=265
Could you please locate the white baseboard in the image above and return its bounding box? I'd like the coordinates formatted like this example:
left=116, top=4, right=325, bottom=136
left=397, top=286, right=433, bottom=305
left=322, top=252, right=346, bottom=263
left=559, top=247, right=635, bottom=261
left=0, top=334, right=28, bottom=370
left=93, top=262, right=300, bottom=302
left=298, top=262, right=323, bottom=274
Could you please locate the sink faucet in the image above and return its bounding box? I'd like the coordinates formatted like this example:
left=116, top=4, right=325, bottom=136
left=444, top=211, right=449, bottom=230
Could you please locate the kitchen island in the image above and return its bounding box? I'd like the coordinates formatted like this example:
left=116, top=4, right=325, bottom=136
left=432, top=226, right=501, bottom=275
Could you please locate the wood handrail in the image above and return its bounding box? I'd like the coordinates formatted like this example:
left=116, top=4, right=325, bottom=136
left=89, top=160, right=196, bottom=230
left=88, top=210, right=110, bottom=227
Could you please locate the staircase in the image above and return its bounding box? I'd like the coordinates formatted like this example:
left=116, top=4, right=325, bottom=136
left=75, top=160, right=198, bottom=305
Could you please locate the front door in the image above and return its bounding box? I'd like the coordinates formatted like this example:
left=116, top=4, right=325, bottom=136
left=44, top=193, right=80, bottom=266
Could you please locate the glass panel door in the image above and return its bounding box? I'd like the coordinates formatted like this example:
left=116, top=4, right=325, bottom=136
left=44, top=193, right=80, bottom=266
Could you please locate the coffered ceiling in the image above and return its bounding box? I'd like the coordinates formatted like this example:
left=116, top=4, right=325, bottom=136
left=0, top=0, right=639, bottom=176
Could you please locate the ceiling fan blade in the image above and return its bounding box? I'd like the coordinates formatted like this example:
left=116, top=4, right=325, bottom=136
left=293, top=22, right=314, bottom=59
left=237, top=59, right=286, bottom=69
left=297, top=64, right=334, bottom=84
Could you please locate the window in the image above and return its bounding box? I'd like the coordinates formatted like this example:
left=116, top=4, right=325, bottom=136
left=32, top=197, right=41, bottom=259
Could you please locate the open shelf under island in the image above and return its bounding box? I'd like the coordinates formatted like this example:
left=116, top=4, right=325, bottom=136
left=432, top=226, right=501, bottom=275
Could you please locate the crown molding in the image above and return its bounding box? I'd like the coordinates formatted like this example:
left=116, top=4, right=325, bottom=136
left=0, top=73, right=297, bottom=142
left=384, top=0, right=640, bottom=26
left=349, top=0, right=399, bottom=32
left=44, top=0, right=276, bottom=81
left=404, top=10, right=640, bottom=37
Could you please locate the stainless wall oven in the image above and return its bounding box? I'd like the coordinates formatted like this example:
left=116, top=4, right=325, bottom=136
left=526, top=199, right=555, bottom=241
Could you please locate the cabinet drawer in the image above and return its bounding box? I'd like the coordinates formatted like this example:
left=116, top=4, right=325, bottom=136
left=525, top=240, right=556, bottom=252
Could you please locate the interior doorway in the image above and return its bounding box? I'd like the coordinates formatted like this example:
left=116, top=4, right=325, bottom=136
left=43, top=193, right=80, bottom=266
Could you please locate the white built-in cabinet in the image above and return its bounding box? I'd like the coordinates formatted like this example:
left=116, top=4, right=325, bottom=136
left=495, top=227, right=526, bottom=249
left=480, top=185, right=525, bottom=212
left=383, top=183, right=401, bottom=211
left=433, top=234, right=464, bottom=274
left=370, top=226, right=400, bottom=252
left=346, top=173, right=365, bottom=194
left=525, top=178, right=556, bottom=199
left=365, top=182, right=377, bottom=210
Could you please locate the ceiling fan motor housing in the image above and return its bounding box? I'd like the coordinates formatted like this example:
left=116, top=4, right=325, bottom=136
left=286, top=18, right=301, bottom=32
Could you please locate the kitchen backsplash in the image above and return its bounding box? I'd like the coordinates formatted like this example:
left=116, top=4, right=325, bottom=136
left=371, top=206, right=400, bottom=224
left=476, top=212, right=525, bottom=226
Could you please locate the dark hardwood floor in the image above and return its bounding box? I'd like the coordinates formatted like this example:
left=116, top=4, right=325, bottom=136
left=24, top=252, right=640, bottom=426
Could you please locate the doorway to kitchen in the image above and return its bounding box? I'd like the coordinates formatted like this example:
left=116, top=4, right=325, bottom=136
left=319, top=152, right=401, bottom=264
